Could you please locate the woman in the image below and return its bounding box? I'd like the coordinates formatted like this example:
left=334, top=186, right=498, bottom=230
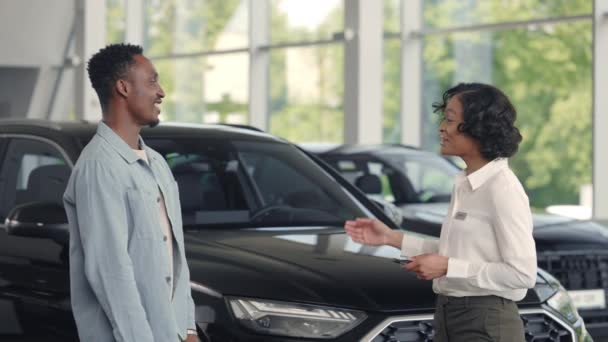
left=345, top=83, right=536, bottom=342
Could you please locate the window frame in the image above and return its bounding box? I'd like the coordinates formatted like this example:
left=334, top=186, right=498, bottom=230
left=0, top=134, right=73, bottom=228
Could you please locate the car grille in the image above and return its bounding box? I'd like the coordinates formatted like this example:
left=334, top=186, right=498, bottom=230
left=366, top=311, right=573, bottom=342
left=537, top=252, right=608, bottom=290
left=370, top=319, right=434, bottom=342
left=521, top=313, right=572, bottom=341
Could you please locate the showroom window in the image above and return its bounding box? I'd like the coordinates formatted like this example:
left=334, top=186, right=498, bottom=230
left=142, top=0, right=249, bottom=124
left=383, top=0, right=401, bottom=143
left=268, top=0, right=345, bottom=143
left=423, top=0, right=591, bottom=28
left=269, top=45, right=344, bottom=142
left=421, top=0, right=592, bottom=208
left=106, top=0, right=126, bottom=43
left=383, top=0, right=593, bottom=208
left=153, top=53, right=249, bottom=124
left=143, top=0, right=248, bottom=55
left=103, top=0, right=594, bottom=210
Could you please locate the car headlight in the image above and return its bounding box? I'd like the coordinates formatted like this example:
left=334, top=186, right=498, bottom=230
left=535, top=270, right=593, bottom=341
left=536, top=270, right=581, bottom=325
left=227, top=297, right=366, bottom=339
left=546, top=287, right=581, bottom=324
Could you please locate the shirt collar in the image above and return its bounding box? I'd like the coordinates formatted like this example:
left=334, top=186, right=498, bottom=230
left=96, top=121, right=147, bottom=164
left=464, top=158, right=509, bottom=191
left=140, top=138, right=159, bottom=163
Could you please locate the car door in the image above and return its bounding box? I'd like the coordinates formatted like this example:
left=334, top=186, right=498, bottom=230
left=0, top=135, right=23, bottom=336
left=0, top=135, right=77, bottom=340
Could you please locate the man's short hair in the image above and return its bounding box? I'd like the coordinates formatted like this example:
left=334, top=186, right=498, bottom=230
left=87, top=43, right=143, bottom=111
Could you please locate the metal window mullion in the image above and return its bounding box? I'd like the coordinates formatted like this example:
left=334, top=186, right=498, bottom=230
left=125, top=0, right=144, bottom=45
left=75, top=0, right=106, bottom=121
left=46, top=19, right=77, bottom=119
left=259, top=37, right=345, bottom=50
left=343, top=0, right=383, bottom=144
left=149, top=47, right=251, bottom=60
left=148, top=38, right=347, bottom=60
left=248, top=0, right=269, bottom=131
left=412, top=14, right=592, bottom=38
left=400, top=0, right=422, bottom=147
left=593, top=1, right=608, bottom=220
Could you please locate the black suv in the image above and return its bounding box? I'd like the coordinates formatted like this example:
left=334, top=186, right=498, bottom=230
left=305, top=143, right=608, bottom=339
left=0, top=120, right=591, bottom=341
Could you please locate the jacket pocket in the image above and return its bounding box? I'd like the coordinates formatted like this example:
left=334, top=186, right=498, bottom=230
left=126, top=187, right=160, bottom=239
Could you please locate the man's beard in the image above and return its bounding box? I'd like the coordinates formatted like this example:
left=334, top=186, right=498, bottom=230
left=148, top=118, right=160, bottom=128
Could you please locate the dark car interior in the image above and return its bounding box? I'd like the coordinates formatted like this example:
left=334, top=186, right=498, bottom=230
left=0, top=139, right=70, bottom=222
left=147, top=139, right=360, bottom=228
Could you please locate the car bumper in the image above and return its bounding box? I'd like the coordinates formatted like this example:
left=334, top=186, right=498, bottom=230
left=200, top=308, right=578, bottom=342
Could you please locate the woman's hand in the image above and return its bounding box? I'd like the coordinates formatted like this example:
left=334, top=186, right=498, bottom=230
left=344, top=218, right=402, bottom=248
left=404, top=254, right=449, bottom=280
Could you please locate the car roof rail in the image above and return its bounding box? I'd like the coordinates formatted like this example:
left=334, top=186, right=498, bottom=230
left=217, top=123, right=265, bottom=133
left=0, top=118, right=63, bottom=130
left=386, top=143, right=421, bottom=150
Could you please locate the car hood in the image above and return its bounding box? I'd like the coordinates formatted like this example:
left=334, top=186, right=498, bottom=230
left=400, top=203, right=608, bottom=250
left=184, top=226, right=541, bottom=313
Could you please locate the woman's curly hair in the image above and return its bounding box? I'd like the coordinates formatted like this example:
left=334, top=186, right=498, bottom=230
left=432, top=83, right=522, bottom=160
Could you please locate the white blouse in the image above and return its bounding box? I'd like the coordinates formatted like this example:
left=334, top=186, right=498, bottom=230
left=402, top=158, right=537, bottom=301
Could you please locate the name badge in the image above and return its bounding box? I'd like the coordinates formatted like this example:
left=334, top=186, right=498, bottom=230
left=454, top=212, right=468, bottom=220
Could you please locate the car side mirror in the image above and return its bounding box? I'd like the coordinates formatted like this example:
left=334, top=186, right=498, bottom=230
left=4, top=202, right=69, bottom=243
left=367, top=196, right=404, bottom=226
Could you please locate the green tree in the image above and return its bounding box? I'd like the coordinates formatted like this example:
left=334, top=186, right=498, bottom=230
left=383, top=0, right=402, bottom=143
left=106, top=0, right=126, bottom=44
left=269, top=2, right=344, bottom=142
left=143, top=0, right=244, bottom=123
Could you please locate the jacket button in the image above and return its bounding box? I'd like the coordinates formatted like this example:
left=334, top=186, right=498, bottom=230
left=157, top=197, right=161, bottom=203
left=166, top=276, right=171, bottom=283
left=163, top=235, right=168, bottom=242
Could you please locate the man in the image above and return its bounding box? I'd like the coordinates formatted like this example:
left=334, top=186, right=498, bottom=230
left=63, top=43, right=198, bottom=342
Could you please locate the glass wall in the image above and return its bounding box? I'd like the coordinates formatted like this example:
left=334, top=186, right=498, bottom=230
left=106, top=0, right=126, bottom=43
left=105, top=0, right=594, bottom=209
left=142, top=0, right=248, bottom=124
left=421, top=0, right=592, bottom=208
left=270, top=0, right=343, bottom=43
left=143, top=0, right=248, bottom=55
left=269, top=45, right=343, bottom=142
left=268, top=0, right=344, bottom=142
left=424, top=0, right=591, bottom=28
left=383, top=0, right=401, bottom=143
left=152, top=53, right=248, bottom=124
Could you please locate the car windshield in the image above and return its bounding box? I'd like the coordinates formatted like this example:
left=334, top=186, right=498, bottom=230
left=379, top=150, right=459, bottom=203
left=146, top=138, right=368, bottom=228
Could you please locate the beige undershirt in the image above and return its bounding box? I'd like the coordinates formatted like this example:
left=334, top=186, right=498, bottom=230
left=133, top=149, right=174, bottom=293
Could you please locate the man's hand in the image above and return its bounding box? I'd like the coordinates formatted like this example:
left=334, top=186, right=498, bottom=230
left=404, top=254, right=449, bottom=280
left=186, top=333, right=199, bottom=342
left=344, top=218, right=402, bottom=248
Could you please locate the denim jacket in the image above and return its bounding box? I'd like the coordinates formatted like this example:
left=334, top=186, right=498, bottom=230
left=63, top=122, right=195, bottom=341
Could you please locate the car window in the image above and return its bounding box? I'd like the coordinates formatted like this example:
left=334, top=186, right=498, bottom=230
left=403, top=160, right=453, bottom=199
left=328, top=158, right=396, bottom=202
left=0, top=138, right=70, bottom=221
left=366, top=161, right=395, bottom=202
left=148, top=139, right=367, bottom=228
left=381, top=153, right=459, bottom=203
